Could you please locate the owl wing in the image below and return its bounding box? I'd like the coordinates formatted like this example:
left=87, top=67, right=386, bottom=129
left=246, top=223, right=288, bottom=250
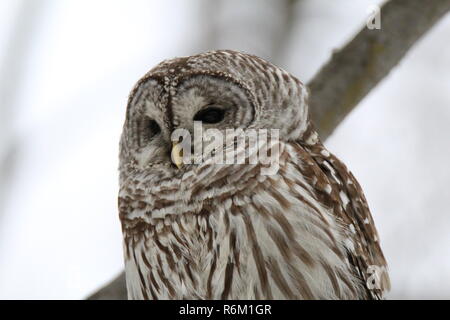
left=295, top=140, right=390, bottom=299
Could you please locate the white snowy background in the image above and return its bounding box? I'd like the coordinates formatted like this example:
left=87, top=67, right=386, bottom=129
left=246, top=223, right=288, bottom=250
left=0, top=0, right=449, bottom=299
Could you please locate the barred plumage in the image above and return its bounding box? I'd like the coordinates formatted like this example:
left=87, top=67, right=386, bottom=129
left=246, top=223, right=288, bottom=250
left=119, top=50, right=389, bottom=300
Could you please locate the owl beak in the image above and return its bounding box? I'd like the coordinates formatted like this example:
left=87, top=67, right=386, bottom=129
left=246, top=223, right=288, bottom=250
left=171, top=142, right=184, bottom=169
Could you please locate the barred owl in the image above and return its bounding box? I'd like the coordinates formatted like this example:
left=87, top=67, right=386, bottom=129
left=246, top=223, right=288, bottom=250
left=119, top=50, right=390, bottom=300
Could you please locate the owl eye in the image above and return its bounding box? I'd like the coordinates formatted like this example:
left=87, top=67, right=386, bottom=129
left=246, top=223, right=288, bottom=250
left=194, top=107, right=225, bottom=124
left=139, top=117, right=161, bottom=145
left=147, top=119, right=161, bottom=136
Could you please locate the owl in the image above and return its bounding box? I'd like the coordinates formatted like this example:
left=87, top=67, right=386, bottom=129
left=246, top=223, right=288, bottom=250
left=118, top=50, right=390, bottom=300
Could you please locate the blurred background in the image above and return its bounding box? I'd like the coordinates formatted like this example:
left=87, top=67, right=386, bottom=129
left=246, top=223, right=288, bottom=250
left=0, top=0, right=449, bottom=299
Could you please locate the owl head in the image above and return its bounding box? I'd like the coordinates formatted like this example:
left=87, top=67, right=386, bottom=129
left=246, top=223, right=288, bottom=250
left=119, top=50, right=316, bottom=181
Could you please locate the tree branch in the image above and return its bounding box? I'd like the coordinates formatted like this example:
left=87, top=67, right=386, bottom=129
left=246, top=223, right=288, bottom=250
left=86, top=272, right=126, bottom=300
left=86, top=0, right=450, bottom=299
left=308, top=0, right=450, bottom=140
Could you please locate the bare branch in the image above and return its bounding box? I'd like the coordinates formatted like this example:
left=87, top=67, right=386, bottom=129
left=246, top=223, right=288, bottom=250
left=86, top=0, right=450, bottom=299
left=308, top=0, right=450, bottom=140
left=86, top=272, right=127, bottom=300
